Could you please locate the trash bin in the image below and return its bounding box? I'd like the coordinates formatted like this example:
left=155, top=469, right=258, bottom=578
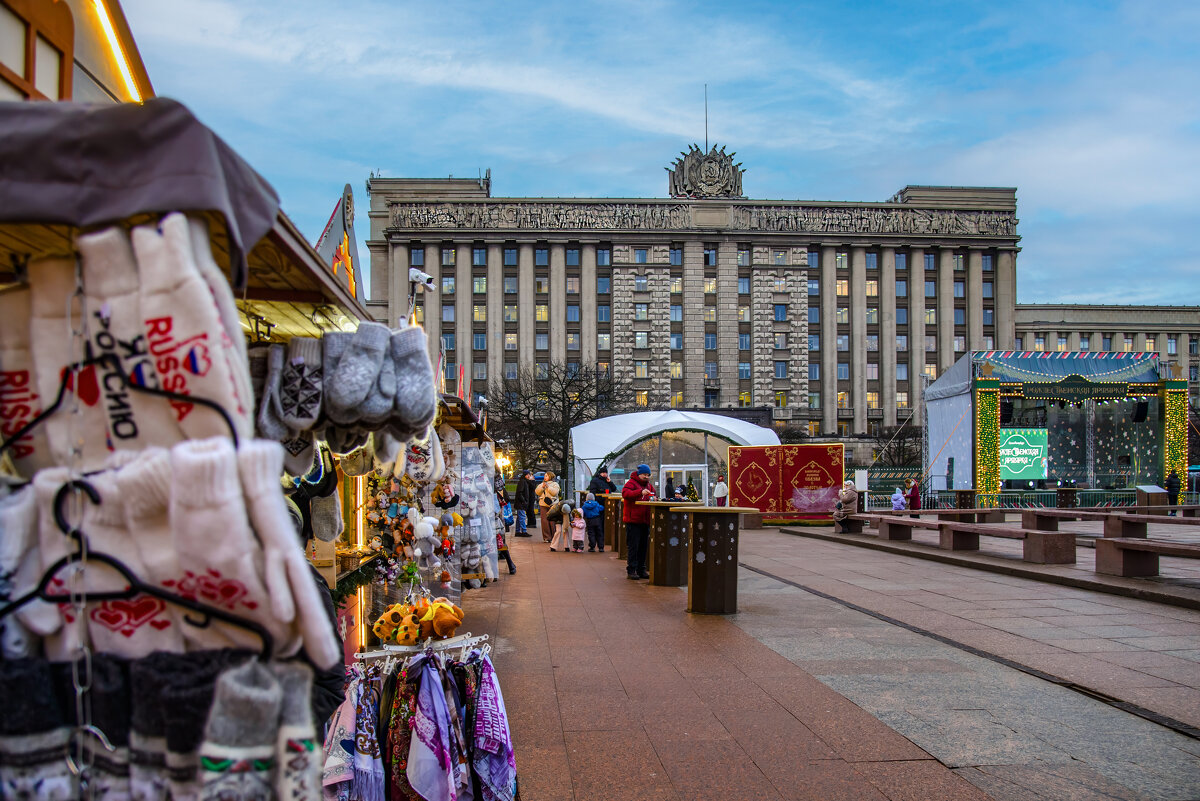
left=677, top=506, right=756, bottom=614
left=643, top=501, right=697, bottom=587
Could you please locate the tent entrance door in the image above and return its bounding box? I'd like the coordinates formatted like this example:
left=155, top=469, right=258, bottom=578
left=660, top=464, right=709, bottom=505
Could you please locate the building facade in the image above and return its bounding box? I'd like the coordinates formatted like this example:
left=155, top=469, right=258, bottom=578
left=366, top=150, right=1020, bottom=436
left=1015, top=305, right=1200, bottom=404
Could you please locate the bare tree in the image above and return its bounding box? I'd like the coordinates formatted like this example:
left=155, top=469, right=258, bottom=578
left=486, top=362, right=636, bottom=484
left=870, top=423, right=924, bottom=467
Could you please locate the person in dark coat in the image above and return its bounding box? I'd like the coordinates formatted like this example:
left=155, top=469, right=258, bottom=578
left=587, top=466, right=617, bottom=496
left=514, top=468, right=536, bottom=536
left=1166, top=470, right=1181, bottom=516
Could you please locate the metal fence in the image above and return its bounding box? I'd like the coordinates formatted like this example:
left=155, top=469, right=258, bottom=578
left=864, top=489, right=1199, bottom=511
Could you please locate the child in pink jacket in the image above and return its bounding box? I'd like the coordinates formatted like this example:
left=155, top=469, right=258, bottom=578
left=570, top=508, right=587, bottom=553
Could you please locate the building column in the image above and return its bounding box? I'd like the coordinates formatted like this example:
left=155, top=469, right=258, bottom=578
left=550, top=244, right=566, bottom=364
left=371, top=241, right=389, bottom=303
left=486, top=243, right=502, bottom=391
left=1093, top=330, right=1104, bottom=354
left=424, top=242, right=441, bottom=365
left=518, top=244, right=534, bottom=369
left=967, top=248, right=984, bottom=350
left=1068, top=331, right=1080, bottom=351
left=995, top=249, right=1016, bottom=348
left=820, top=245, right=836, bottom=434
left=1134, top=333, right=1147, bottom=353
left=937, top=247, right=954, bottom=372
left=683, top=241, right=705, bottom=405
left=717, top=241, right=740, bottom=406
left=880, top=247, right=897, bottom=427
left=581, top=244, right=597, bottom=368
left=850, top=246, right=867, bottom=433
left=456, top=243, right=472, bottom=393
left=388, top=241, right=407, bottom=336
left=909, top=248, right=926, bottom=413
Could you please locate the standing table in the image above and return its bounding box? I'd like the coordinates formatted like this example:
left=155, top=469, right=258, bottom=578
left=600, top=493, right=623, bottom=555
left=641, top=501, right=699, bottom=586
left=675, top=506, right=758, bottom=614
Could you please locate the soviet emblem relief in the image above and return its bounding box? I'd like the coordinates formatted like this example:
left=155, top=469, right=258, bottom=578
left=667, top=144, right=745, bottom=198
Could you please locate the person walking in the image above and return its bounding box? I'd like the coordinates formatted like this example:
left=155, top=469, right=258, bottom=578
left=1166, top=470, right=1181, bottom=516
left=536, top=471, right=557, bottom=542
left=622, top=463, right=655, bottom=580
left=514, top=468, right=535, bottom=537
left=582, top=491, right=604, bottom=552
left=712, top=474, right=728, bottom=507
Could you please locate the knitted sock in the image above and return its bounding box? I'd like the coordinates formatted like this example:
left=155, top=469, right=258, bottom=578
left=390, top=325, right=436, bottom=433
left=78, top=225, right=184, bottom=452
left=325, top=322, right=389, bottom=415
left=0, top=287, right=54, bottom=477
left=29, top=256, right=112, bottom=470
left=88, top=655, right=133, bottom=800
left=256, top=344, right=289, bottom=441
left=129, top=653, right=173, bottom=801
left=338, top=439, right=373, bottom=477
left=320, top=333, right=357, bottom=426
left=309, top=490, right=343, bottom=543
left=404, top=427, right=437, bottom=483
left=246, top=344, right=270, bottom=411
left=0, top=486, right=51, bottom=658
left=371, top=431, right=403, bottom=478
left=279, top=338, right=322, bottom=431
left=0, top=658, right=74, bottom=801
left=132, top=213, right=252, bottom=442
left=359, top=353, right=395, bottom=426
left=282, top=428, right=316, bottom=477
left=188, top=215, right=252, bottom=412
left=270, top=662, right=320, bottom=801
left=198, top=660, right=282, bottom=801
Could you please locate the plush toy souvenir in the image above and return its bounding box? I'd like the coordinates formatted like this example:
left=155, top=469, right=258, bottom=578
left=412, top=516, right=443, bottom=571
left=395, top=611, right=422, bottom=646
left=420, top=597, right=465, bottom=639
left=459, top=521, right=484, bottom=589
left=372, top=603, right=407, bottom=641
left=368, top=534, right=384, bottom=552
left=437, top=569, right=451, bottom=586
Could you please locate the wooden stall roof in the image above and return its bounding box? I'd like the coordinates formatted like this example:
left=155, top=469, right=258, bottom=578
left=440, top=394, right=488, bottom=442
left=0, top=209, right=371, bottom=341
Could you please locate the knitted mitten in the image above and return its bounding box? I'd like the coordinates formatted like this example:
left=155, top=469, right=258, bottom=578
left=390, top=325, right=437, bottom=433
left=281, top=428, right=316, bottom=478
left=198, top=660, right=282, bottom=801
left=359, top=353, right=396, bottom=426
left=78, top=225, right=184, bottom=451
left=188, top=215, right=252, bottom=413
left=338, top=439, right=374, bottom=477
left=132, top=213, right=252, bottom=441
left=32, top=467, right=85, bottom=661
left=320, top=332, right=357, bottom=426
left=325, top=322, right=389, bottom=416
left=0, top=486, right=52, bottom=658
left=279, top=338, right=322, bottom=432
left=0, top=287, right=54, bottom=477
left=309, top=489, right=343, bottom=543
left=0, top=659, right=74, bottom=801
left=271, top=662, right=320, bottom=801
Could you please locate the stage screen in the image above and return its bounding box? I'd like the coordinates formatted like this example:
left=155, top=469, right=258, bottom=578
left=999, top=428, right=1049, bottom=480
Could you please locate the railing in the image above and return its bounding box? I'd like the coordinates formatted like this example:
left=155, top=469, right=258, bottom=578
left=864, top=489, right=1153, bottom=511
left=836, top=406, right=854, bottom=417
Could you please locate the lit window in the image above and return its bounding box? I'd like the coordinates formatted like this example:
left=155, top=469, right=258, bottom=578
left=704, top=278, right=717, bottom=294
left=635, top=304, right=649, bottom=320
left=809, top=394, right=820, bottom=409
left=773, top=276, right=787, bottom=291
left=923, top=364, right=938, bottom=379
left=925, top=309, right=937, bottom=325
left=473, top=247, right=487, bottom=267
left=598, top=333, right=611, bottom=350
left=670, top=361, right=683, bottom=378
left=566, top=276, right=580, bottom=293
left=597, top=276, right=610, bottom=294
left=635, top=361, right=649, bottom=378
left=703, top=307, right=717, bottom=322
left=836, top=252, right=848, bottom=269
left=442, top=249, right=455, bottom=266
left=865, top=280, right=878, bottom=297
left=737, top=249, right=750, bottom=266
left=867, top=391, right=880, bottom=410
left=896, top=391, right=909, bottom=409
left=503, top=305, right=518, bottom=322
left=774, top=304, right=787, bottom=322
left=635, top=332, right=649, bottom=348
left=774, top=333, right=788, bottom=349
left=738, top=362, right=751, bottom=379
left=836, top=280, right=849, bottom=296
left=567, top=305, right=580, bottom=322
left=597, top=305, right=610, bottom=322
left=774, top=361, right=788, bottom=379
left=738, top=306, right=750, bottom=322
left=1145, top=336, right=1156, bottom=353
left=739, top=391, right=752, bottom=407
left=535, top=333, right=548, bottom=350
left=836, top=308, right=848, bottom=324
left=671, top=277, right=682, bottom=293
left=775, top=391, right=788, bottom=408
left=634, top=275, right=648, bottom=292
left=837, top=391, right=849, bottom=408
left=670, top=305, right=683, bottom=321
left=504, top=334, right=517, bottom=350
left=896, top=335, right=908, bottom=351
left=705, top=333, right=717, bottom=350
left=635, top=248, right=647, bottom=264
left=1034, top=335, right=1045, bottom=352
left=1058, top=336, right=1068, bottom=352
left=866, top=308, right=878, bottom=324
left=535, top=276, right=549, bottom=293
left=567, top=333, right=580, bottom=351
left=536, top=305, right=549, bottom=322
left=636, top=391, right=649, bottom=406
left=670, top=391, right=683, bottom=407
left=442, top=276, right=456, bottom=294
left=472, top=276, right=485, bottom=294
left=598, top=361, right=610, bottom=374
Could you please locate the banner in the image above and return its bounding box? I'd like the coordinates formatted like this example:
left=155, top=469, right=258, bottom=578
left=728, top=444, right=844, bottom=519
left=999, top=428, right=1048, bottom=480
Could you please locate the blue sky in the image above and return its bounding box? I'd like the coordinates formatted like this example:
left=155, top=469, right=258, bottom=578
left=122, top=0, right=1200, bottom=305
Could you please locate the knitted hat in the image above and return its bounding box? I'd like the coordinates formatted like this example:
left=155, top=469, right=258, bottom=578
left=636, top=464, right=651, bottom=475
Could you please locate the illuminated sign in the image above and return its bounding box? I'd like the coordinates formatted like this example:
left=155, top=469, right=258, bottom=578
left=1021, top=375, right=1127, bottom=402
left=999, top=428, right=1048, bottom=480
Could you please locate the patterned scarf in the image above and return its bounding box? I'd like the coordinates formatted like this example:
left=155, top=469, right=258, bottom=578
left=473, top=655, right=517, bottom=801
left=352, top=664, right=385, bottom=801
left=321, top=679, right=357, bottom=801
left=386, top=664, right=421, bottom=801
left=408, top=654, right=454, bottom=801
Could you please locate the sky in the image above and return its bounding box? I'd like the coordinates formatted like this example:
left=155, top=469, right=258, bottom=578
left=121, top=0, right=1200, bottom=306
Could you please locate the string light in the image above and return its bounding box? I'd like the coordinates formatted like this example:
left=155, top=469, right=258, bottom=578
left=1163, top=386, right=1188, bottom=484
left=975, top=380, right=1001, bottom=500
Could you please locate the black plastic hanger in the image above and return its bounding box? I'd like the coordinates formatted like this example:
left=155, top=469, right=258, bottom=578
left=0, top=352, right=239, bottom=460
left=0, top=477, right=273, bottom=660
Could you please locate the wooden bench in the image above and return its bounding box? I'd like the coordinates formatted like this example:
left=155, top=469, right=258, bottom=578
left=869, top=508, right=1010, bottom=524
left=1020, top=508, right=1113, bottom=531
left=937, top=523, right=1076, bottom=564
left=1095, top=537, right=1200, bottom=577
left=1102, top=514, right=1200, bottom=539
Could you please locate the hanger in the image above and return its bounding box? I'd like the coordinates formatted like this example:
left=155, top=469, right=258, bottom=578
left=0, top=352, right=239, bottom=459
left=0, top=477, right=273, bottom=660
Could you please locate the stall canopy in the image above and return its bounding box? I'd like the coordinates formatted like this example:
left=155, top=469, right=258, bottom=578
left=570, top=410, right=780, bottom=488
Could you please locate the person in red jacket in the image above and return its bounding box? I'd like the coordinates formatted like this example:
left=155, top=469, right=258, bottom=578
left=622, top=463, right=655, bottom=579
left=906, top=478, right=922, bottom=519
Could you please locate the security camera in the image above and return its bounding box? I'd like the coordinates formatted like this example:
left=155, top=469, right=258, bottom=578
left=409, top=268, right=435, bottom=291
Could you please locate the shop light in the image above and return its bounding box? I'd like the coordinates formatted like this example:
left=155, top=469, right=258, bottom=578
left=94, top=0, right=141, bottom=102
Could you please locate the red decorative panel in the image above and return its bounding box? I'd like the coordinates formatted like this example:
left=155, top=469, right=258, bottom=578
left=729, top=444, right=844, bottom=519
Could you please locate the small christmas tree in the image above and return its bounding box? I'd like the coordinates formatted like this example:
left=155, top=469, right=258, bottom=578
left=685, top=479, right=699, bottom=502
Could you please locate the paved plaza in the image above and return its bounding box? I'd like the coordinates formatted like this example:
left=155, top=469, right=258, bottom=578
left=470, top=528, right=1200, bottom=801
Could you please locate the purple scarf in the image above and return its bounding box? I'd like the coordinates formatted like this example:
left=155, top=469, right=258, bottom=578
left=473, top=655, right=517, bottom=801
left=408, top=654, right=455, bottom=801
left=353, top=665, right=385, bottom=801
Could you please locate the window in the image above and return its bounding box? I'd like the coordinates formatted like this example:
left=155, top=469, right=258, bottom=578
left=836, top=252, right=848, bottom=270
left=473, top=362, right=487, bottom=381
left=634, top=361, right=649, bottom=379
left=896, top=280, right=907, bottom=297
left=925, top=309, right=937, bottom=325
left=634, top=275, right=648, bottom=292
left=837, top=391, right=849, bottom=408
left=705, top=362, right=718, bottom=379
left=670, top=333, right=683, bottom=350
left=701, top=307, right=716, bottom=322
left=896, top=335, right=907, bottom=351
left=597, top=361, right=610, bottom=376
left=896, top=253, right=907, bottom=271
left=897, top=308, right=908, bottom=325
left=954, top=308, right=965, bottom=326
left=983, top=308, right=993, bottom=325
left=502, top=276, right=517, bottom=294
left=923, top=364, right=938, bottom=380
left=473, top=247, right=486, bottom=267
left=774, top=333, right=788, bottom=349
left=502, top=247, right=517, bottom=267
left=473, top=276, right=486, bottom=294
left=442, top=305, right=455, bottom=322
left=1168, top=335, right=1177, bottom=355
left=1058, top=336, right=1068, bottom=352
left=953, top=281, right=964, bottom=298
left=866, top=335, right=878, bottom=351
left=409, top=247, right=425, bottom=266
left=808, top=364, right=820, bottom=380
left=504, top=362, right=518, bottom=380
left=535, top=248, right=548, bottom=267
left=535, top=333, right=548, bottom=350
left=926, top=335, right=937, bottom=352
left=567, top=305, right=580, bottom=322
left=442, top=276, right=456, bottom=294
left=954, top=336, right=966, bottom=352
left=1080, top=335, right=1090, bottom=352
left=597, top=248, right=611, bottom=266
left=836, top=335, right=849, bottom=351
left=704, top=247, right=717, bottom=266
left=981, top=281, right=994, bottom=299
left=737, top=248, right=750, bottom=266
left=442, top=333, right=455, bottom=351
left=567, top=333, right=580, bottom=351
left=705, top=333, right=717, bottom=350
left=925, top=281, right=936, bottom=298
left=671, top=391, right=684, bottom=408
left=635, top=248, right=647, bottom=264
left=1102, top=335, right=1112, bottom=351
left=836, top=363, right=850, bottom=380
left=808, top=307, right=820, bottom=324
left=865, top=280, right=878, bottom=297
left=598, top=333, right=611, bottom=350
left=704, top=277, right=717, bottom=294
left=808, top=251, right=820, bottom=269
left=775, top=391, right=788, bottom=408
left=444, top=361, right=455, bottom=380
left=897, top=391, right=909, bottom=409
left=984, top=336, right=994, bottom=349
left=774, top=361, right=788, bottom=379
left=773, top=250, right=787, bottom=265
left=836, top=308, right=849, bottom=324
left=1034, top=334, right=1046, bottom=351
left=866, top=253, right=878, bottom=270
left=866, top=308, right=878, bottom=324
left=442, top=248, right=455, bottom=266
left=773, top=276, right=788, bottom=292
left=597, top=276, right=610, bottom=294
left=1123, top=335, right=1133, bottom=352
left=738, top=306, right=750, bottom=322
left=670, top=361, right=683, bottom=378
left=738, top=277, right=751, bottom=294
left=739, top=391, right=752, bottom=407
left=809, top=394, right=821, bottom=410
left=670, top=305, right=683, bottom=322
left=504, top=333, right=517, bottom=350
left=635, top=391, right=648, bottom=407
left=867, top=391, right=880, bottom=410
left=705, top=391, right=719, bottom=409
left=809, top=334, right=820, bottom=351
left=635, top=332, right=649, bottom=349
left=564, top=247, right=579, bottom=267
left=1191, top=337, right=1198, bottom=355
left=635, top=303, right=648, bottom=320
left=982, top=254, right=993, bottom=271
left=1145, top=336, right=1156, bottom=352
left=535, top=276, right=549, bottom=293
left=597, top=305, right=610, bottom=322
left=738, top=362, right=751, bottom=379
left=924, top=253, right=936, bottom=271
left=565, top=276, right=580, bottom=294
left=1193, top=366, right=1200, bottom=382
left=535, top=304, right=549, bottom=322
left=896, top=363, right=908, bottom=381
left=774, top=304, right=788, bottom=322
left=739, top=333, right=751, bottom=350
left=671, top=276, right=682, bottom=293
left=670, top=247, right=683, bottom=266
left=953, top=254, right=964, bottom=271
left=473, top=333, right=486, bottom=350
left=836, top=279, right=849, bottom=296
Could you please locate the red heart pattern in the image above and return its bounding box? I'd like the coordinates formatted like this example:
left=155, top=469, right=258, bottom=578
left=90, top=595, right=169, bottom=636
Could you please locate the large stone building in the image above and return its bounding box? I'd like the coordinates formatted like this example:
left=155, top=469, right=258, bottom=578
left=366, top=147, right=1022, bottom=436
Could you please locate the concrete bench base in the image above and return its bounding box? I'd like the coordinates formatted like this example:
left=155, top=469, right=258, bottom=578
left=1096, top=537, right=1200, bottom=577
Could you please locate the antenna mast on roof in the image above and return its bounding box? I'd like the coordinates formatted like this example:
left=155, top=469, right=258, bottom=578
left=704, top=84, right=708, bottom=151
